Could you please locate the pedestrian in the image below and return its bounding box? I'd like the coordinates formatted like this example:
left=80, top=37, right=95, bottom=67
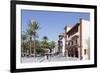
left=46, top=54, right=49, bottom=60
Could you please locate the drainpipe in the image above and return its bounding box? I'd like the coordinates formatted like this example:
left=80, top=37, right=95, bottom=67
left=80, top=18, right=82, bottom=60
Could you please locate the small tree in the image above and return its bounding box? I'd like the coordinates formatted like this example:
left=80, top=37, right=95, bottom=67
left=49, top=41, right=55, bottom=53
left=42, top=36, right=49, bottom=48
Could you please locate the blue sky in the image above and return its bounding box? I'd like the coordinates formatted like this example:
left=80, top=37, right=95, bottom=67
left=21, top=10, right=90, bottom=41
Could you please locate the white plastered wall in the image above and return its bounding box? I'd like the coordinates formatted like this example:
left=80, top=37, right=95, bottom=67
left=81, top=19, right=90, bottom=60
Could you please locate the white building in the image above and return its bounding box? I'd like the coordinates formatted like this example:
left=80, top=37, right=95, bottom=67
left=61, top=19, right=90, bottom=60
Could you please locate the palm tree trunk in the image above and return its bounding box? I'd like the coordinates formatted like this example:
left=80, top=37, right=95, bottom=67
left=29, top=36, right=32, bottom=56
left=34, top=36, right=36, bottom=57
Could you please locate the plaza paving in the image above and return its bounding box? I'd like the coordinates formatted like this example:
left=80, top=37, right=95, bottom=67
left=21, top=54, right=80, bottom=63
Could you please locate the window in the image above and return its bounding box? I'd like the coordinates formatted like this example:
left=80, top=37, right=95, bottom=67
left=68, top=34, right=70, bottom=37
left=72, top=41, right=73, bottom=45
left=76, top=40, right=77, bottom=44
left=68, top=42, right=70, bottom=46
left=84, top=49, right=87, bottom=55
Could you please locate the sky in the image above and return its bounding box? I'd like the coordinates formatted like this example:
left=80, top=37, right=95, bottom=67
left=21, top=10, right=90, bottom=42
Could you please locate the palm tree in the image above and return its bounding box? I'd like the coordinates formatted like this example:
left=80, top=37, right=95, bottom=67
left=49, top=41, right=55, bottom=53
left=40, top=36, right=49, bottom=54
left=43, top=36, right=48, bottom=41
left=27, top=20, right=39, bottom=57
left=21, top=33, right=27, bottom=57
left=42, top=36, right=49, bottom=48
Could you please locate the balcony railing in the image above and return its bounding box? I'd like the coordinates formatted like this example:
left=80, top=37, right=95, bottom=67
left=68, top=32, right=79, bottom=39
left=65, top=43, right=80, bottom=49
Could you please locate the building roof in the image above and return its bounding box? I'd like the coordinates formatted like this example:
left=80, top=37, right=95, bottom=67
left=67, top=23, right=80, bottom=34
